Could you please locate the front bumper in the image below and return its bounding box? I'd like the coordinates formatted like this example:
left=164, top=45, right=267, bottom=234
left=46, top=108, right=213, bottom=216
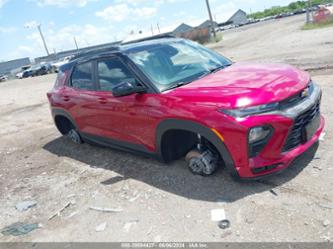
left=219, top=83, right=325, bottom=179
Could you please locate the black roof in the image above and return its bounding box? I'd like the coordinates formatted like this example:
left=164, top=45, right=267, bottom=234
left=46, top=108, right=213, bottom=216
left=70, top=35, right=179, bottom=63
left=70, top=46, right=120, bottom=62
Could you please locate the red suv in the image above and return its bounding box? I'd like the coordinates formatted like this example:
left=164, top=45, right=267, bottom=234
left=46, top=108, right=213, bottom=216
left=47, top=37, right=325, bottom=179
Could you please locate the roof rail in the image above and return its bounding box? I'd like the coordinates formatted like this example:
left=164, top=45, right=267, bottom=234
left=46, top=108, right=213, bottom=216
left=121, top=33, right=176, bottom=45
left=70, top=45, right=120, bottom=62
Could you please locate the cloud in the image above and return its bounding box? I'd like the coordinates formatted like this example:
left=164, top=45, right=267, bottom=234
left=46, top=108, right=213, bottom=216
left=96, top=3, right=157, bottom=22
left=96, top=4, right=131, bottom=22
left=24, top=20, right=39, bottom=29
left=0, top=26, right=17, bottom=33
left=25, top=23, right=119, bottom=57
left=0, top=0, right=8, bottom=8
left=30, top=0, right=95, bottom=8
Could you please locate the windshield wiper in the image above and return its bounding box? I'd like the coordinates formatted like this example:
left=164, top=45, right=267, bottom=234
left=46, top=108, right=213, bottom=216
left=162, top=66, right=230, bottom=92
left=163, top=81, right=191, bottom=91
left=209, top=65, right=226, bottom=73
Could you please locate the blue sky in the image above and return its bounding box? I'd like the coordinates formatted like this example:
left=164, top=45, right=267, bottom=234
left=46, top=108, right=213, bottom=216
left=0, top=0, right=294, bottom=61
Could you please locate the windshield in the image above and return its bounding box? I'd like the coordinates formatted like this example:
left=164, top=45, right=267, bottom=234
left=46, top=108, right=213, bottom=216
left=126, top=40, right=232, bottom=92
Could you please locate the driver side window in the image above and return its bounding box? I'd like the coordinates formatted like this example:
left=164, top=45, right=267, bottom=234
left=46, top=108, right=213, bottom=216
left=97, top=57, right=136, bottom=91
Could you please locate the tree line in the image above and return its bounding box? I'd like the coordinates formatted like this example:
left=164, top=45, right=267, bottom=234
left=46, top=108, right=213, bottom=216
left=248, top=0, right=333, bottom=19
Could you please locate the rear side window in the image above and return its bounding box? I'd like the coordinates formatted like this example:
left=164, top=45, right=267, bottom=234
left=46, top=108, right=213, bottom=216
left=71, top=62, right=94, bottom=90
left=97, top=58, right=136, bottom=91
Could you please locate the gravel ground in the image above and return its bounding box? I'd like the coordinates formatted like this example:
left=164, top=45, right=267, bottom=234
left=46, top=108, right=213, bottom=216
left=0, top=14, right=332, bottom=242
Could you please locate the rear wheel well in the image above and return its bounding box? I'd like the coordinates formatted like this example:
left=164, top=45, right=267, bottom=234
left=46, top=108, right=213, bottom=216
left=160, top=129, right=221, bottom=163
left=54, top=115, right=74, bottom=135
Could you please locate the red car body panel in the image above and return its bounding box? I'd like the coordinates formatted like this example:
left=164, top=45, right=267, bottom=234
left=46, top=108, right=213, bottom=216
left=48, top=57, right=324, bottom=179
left=167, top=62, right=310, bottom=108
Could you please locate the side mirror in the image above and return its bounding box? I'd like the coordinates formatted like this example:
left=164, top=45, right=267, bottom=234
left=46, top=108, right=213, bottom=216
left=112, top=81, right=146, bottom=97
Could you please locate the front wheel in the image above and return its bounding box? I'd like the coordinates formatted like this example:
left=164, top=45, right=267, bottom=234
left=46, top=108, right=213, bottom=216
left=185, top=150, right=219, bottom=176
left=67, top=129, right=83, bottom=144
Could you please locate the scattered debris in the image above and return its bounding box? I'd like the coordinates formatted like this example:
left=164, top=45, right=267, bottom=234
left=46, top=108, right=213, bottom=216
left=65, top=211, right=78, bottom=219
left=211, top=209, right=231, bottom=229
left=319, top=132, right=326, bottom=141
left=129, top=194, right=140, bottom=202
left=218, top=219, right=231, bottom=230
left=15, top=201, right=37, bottom=212
left=89, top=206, right=123, bottom=213
left=245, top=217, right=255, bottom=224
left=66, top=194, right=76, bottom=199
left=317, top=203, right=333, bottom=210
left=320, top=235, right=331, bottom=242
left=269, top=189, right=278, bottom=196
left=211, top=209, right=226, bottom=221
left=323, top=220, right=330, bottom=227
left=1, top=222, right=38, bottom=236
left=147, top=226, right=153, bottom=235
left=48, top=201, right=74, bottom=220
left=123, top=220, right=138, bottom=233
left=313, top=165, right=323, bottom=171
left=95, top=222, right=107, bottom=232
left=79, top=169, right=88, bottom=175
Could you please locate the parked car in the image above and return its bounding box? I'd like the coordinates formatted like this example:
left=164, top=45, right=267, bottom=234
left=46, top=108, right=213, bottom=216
left=52, top=56, right=73, bottom=72
left=29, top=64, right=49, bottom=77
left=47, top=37, right=324, bottom=179
left=16, top=72, right=24, bottom=79
left=0, top=74, right=8, bottom=82
left=21, top=69, right=33, bottom=78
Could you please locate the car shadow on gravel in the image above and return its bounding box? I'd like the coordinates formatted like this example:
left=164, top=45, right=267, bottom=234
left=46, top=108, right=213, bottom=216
left=43, top=137, right=319, bottom=203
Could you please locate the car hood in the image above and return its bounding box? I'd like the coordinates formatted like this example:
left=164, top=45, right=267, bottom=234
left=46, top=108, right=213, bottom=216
left=166, top=62, right=310, bottom=109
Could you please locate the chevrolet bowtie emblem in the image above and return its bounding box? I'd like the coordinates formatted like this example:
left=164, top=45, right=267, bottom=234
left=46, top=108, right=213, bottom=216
left=301, top=87, right=309, bottom=98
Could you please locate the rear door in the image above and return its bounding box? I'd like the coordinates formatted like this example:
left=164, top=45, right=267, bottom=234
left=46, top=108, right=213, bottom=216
left=65, top=61, right=101, bottom=134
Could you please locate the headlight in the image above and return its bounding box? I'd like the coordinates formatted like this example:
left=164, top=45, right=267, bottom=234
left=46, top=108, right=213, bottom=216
left=248, top=126, right=273, bottom=158
left=248, top=126, right=271, bottom=143
left=221, top=102, right=279, bottom=118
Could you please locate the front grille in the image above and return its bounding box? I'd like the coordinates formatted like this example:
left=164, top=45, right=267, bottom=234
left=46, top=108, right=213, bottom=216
left=280, top=83, right=312, bottom=108
left=282, top=100, right=320, bottom=152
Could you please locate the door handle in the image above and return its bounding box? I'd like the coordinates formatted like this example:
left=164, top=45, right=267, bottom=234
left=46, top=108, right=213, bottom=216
left=98, top=97, right=108, bottom=104
left=63, top=96, right=70, bottom=102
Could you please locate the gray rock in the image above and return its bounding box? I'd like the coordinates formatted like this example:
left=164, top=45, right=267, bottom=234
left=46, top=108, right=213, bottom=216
left=323, top=220, right=330, bottom=227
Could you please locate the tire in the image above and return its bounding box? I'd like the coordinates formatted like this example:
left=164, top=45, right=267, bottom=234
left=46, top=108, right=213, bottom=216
left=67, top=129, right=83, bottom=144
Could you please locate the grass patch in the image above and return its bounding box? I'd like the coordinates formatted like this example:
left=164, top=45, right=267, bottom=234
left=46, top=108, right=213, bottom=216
left=208, top=32, right=223, bottom=44
left=302, top=18, right=333, bottom=30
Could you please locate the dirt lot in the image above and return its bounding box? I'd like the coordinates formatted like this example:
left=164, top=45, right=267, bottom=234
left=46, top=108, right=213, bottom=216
left=1, top=14, right=333, bottom=242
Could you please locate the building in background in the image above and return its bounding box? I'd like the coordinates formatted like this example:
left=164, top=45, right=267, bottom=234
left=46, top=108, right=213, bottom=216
left=227, top=9, right=248, bottom=26
left=0, top=58, right=31, bottom=75
left=198, top=20, right=218, bottom=30
left=173, top=23, right=194, bottom=34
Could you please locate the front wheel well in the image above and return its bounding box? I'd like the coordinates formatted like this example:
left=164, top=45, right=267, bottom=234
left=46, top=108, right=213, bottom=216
left=160, top=129, right=221, bottom=163
left=54, top=115, right=74, bottom=135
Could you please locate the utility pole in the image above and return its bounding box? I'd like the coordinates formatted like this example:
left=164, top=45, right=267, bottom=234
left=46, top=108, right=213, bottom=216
left=37, top=24, right=50, bottom=56
left=205, top=0, right=216, bottom=39
left=151, top=24, right=154, bottom=35
left=74, top=37, right=79, bottom=50
left=157, top=23, right=161, bottom=34
left=306, top=0, right=313, bottom=23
